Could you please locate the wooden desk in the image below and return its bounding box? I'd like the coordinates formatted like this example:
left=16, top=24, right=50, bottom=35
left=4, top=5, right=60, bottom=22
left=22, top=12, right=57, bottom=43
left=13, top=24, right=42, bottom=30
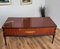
left=2, top=17, right=57, bottom=45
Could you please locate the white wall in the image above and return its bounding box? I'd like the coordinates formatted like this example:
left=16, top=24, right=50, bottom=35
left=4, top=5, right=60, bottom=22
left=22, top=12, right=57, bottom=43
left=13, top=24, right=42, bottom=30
left=0, top=0, right=60, bottom=29
left=45, top=0, right=60, bottom=28
left=0, top=0, right=45, bottom=28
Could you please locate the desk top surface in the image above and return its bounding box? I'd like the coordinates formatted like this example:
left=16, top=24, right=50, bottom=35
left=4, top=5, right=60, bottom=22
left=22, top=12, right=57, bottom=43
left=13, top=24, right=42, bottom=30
left=2, top=17, right=57, bottom=28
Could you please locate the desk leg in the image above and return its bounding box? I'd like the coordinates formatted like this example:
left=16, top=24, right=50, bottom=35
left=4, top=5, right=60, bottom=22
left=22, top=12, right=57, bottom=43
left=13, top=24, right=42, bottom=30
left=52, top=33, right=55, bottom=43
left=4, top=36, right=7, bottom=45
left=3, top=29, right=7, bottom=45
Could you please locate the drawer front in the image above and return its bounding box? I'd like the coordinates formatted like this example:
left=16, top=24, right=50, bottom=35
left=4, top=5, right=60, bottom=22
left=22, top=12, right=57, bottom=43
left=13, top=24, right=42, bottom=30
left=4, top=27, right=55, bottom=36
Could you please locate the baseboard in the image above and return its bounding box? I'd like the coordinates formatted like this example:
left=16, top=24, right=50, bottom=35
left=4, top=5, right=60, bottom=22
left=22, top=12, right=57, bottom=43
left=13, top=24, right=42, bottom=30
left=0, top=26, right=2, bottom=29
left=57, top=28, right=60, bottom=30
left=0, top=27, right=2, bottom=30
left=57, top=26, right=60, bottom=29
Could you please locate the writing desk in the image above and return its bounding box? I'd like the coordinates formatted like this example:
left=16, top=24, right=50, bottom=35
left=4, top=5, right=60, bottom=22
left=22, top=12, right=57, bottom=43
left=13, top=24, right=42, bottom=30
left=2, top=17, right=57, bottom=45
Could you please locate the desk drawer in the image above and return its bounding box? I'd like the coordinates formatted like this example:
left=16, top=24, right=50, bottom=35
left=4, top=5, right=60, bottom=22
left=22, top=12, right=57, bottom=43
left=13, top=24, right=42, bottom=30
left=4, top=27, right=55, bottom=36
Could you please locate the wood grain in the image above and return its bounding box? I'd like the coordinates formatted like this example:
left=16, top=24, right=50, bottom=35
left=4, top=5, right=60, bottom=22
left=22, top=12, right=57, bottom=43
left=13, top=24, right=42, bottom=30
left=0, top=28, right=60, bottom=49
left=4, top=28, right=55, bottom=36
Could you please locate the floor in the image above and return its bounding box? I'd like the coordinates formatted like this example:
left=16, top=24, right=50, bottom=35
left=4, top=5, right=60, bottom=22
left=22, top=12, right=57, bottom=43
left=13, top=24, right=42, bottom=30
left=0, top=29, right=60, bottom=49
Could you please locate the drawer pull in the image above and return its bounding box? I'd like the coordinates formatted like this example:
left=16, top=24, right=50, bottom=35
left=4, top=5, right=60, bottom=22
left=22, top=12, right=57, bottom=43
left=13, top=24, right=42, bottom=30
left=25, top=31, right=36, bottom=33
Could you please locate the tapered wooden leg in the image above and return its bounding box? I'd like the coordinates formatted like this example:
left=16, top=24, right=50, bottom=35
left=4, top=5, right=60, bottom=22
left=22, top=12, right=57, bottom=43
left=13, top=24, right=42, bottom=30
left=3, top=29, right=7, bottom=45
left=4, top=36, right=7, bottom=45
left=52, top=33, right=55, bottom=44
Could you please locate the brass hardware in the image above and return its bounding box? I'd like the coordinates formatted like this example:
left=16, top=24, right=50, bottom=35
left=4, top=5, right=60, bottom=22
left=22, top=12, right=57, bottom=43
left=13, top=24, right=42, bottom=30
left=25, top=31, right=35, bottom=33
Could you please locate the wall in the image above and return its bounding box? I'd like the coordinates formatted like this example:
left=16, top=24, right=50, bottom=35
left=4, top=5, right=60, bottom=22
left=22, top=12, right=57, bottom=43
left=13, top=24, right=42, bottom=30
left=0, top=0, right=45, bottom=28
left=45, top=0, right=60, bottom=28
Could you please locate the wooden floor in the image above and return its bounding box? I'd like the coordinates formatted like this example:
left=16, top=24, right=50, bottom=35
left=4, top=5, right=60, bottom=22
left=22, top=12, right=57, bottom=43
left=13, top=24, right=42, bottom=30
left=0, top=29, right=60, bottom=49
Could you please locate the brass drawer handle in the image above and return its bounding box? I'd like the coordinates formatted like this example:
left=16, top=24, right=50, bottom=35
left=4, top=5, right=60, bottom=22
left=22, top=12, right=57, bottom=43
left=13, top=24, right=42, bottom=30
left=25, top=31, right=36, bottom=33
